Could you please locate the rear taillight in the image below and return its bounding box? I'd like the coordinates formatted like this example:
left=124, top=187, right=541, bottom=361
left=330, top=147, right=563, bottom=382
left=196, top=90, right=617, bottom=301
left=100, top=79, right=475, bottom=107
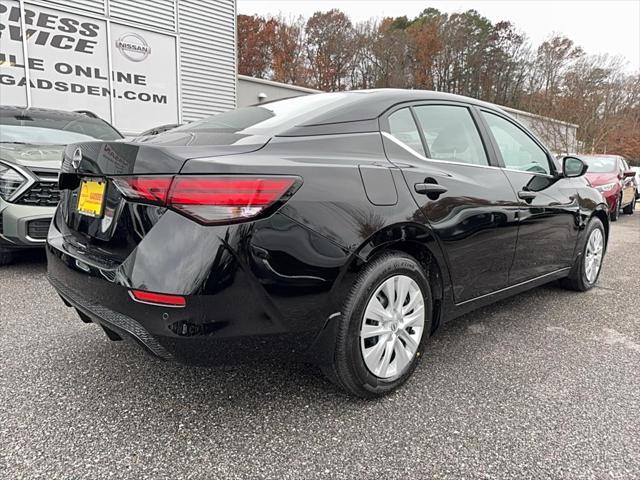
left=112, top=177, right=172, bottom=204
left=113, top=175, right=301, bottom=225
left=168, top=177, right=297, bottom=225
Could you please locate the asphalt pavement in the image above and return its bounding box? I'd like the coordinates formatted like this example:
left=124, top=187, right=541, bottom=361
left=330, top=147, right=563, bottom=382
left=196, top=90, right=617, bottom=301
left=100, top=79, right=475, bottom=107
left=1, top=210, right=639, bottom=480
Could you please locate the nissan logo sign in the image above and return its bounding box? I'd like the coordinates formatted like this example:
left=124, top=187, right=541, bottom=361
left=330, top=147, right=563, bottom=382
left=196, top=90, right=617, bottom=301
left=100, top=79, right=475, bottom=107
left=115, top=33, right=151, bottom=62
left=72, top=147, right=82, bottom=169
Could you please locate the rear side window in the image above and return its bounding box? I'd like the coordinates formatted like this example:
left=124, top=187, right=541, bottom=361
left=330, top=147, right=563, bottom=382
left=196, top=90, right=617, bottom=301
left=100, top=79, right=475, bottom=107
left=482, top=111, right=551, bottom=175
left=172, top=92, right=355, bottom=136
left=387, top=108, right=426, bottom=156
left=413, top=105, right=488, bottom=166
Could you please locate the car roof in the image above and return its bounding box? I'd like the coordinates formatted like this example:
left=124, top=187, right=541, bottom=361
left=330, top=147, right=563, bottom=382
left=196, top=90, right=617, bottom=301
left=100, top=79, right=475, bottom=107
left=294, top=89, right=503, bottom=126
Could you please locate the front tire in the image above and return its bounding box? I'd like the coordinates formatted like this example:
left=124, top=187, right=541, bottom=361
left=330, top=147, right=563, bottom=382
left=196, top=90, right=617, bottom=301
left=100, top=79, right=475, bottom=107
left=610, top=196, right=620, bottom=221
left=559, top=217, right=606, bottom=291
left=322, top=252, right=433, bottom=399
left=0, top=248, right=16, bottom=266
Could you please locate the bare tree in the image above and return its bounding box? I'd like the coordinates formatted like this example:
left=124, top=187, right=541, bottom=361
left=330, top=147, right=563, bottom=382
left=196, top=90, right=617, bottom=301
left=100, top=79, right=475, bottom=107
left=236, top=10, right=640, bottom=159
left=305, top=10, right=356, bottom=91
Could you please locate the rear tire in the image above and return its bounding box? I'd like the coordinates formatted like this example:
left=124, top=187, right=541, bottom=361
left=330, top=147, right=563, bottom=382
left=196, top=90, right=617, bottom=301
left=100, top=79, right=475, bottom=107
left=559, top=217, right=605, bottom=292
left=622, top=197, right=635, bottom=214
left=322, top=252, right=433, bottom=399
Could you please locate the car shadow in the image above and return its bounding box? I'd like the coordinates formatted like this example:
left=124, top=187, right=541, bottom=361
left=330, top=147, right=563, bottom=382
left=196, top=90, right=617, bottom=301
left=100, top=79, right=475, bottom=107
left=13, top=247, right=607, bottom=413
left=5, top=249, right=47, bottom=268
left=42, top=281, right=571, bottom=415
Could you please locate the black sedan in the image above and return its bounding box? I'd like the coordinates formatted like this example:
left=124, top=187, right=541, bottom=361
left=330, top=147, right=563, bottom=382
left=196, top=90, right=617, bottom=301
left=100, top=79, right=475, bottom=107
left=47, top=90, right=609, bottom=398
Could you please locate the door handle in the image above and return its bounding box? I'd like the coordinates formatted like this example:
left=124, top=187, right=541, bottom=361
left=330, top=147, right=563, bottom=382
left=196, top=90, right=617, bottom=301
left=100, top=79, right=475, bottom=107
left=518, top=191, right=537, bottom=202
left=415, top=183, right=448, bottom=196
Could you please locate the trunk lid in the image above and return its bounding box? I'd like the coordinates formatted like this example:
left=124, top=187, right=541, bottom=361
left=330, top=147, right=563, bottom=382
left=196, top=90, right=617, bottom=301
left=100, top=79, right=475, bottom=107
left=61, top=132, right=270, bottom=177
left=56, top=131, right=271, bottom=252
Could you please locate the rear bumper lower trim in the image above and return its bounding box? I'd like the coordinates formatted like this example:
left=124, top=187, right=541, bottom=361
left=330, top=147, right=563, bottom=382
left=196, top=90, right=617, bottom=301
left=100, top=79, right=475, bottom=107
left=48, top=274, right=173, bottom=360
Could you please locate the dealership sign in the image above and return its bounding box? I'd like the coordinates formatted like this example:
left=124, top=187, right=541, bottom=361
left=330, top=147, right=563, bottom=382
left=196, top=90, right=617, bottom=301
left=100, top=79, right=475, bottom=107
left=0, top=1, right=179, bottom=133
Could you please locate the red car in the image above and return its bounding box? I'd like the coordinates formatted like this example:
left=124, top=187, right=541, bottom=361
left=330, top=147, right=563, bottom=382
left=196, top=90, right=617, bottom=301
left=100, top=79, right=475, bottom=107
left=580, top=155, right=637, bottom=220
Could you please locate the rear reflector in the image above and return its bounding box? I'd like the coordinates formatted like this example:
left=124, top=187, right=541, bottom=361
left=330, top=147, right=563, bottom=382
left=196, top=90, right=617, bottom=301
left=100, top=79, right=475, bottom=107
left=130, top=289, right=186, bottom=308
left=113, top=175, right=301, bottom=225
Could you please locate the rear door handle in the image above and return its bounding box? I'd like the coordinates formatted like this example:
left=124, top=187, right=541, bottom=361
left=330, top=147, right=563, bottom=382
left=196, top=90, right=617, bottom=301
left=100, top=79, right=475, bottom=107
left=518, top=191, right=537, bottom=202
left=415, top=183, right=448, bottom=196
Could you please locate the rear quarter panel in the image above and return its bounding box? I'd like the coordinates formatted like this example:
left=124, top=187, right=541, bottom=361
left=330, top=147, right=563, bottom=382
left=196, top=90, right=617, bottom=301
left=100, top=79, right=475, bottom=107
left=182, top=132, right=454, bottom=324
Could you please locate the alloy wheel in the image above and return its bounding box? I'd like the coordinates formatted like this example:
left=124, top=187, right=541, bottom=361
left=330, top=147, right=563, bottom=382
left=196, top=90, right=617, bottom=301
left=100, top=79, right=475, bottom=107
left=360, top=275, right=425, bottom=379
left=584, top=228, right=604, bottom=283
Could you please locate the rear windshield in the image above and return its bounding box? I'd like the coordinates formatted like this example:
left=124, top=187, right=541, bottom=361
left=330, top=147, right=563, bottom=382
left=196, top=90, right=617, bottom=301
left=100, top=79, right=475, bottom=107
left=173, top=93, right=355, bottom=136
left=0, top=110, right=122, bottom=145
left=582, top=156, right=618, bottom=173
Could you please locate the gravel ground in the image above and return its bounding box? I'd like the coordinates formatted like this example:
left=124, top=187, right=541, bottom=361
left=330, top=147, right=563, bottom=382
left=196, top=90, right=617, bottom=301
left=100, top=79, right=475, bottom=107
left=1, top=210, right=639, bottom=480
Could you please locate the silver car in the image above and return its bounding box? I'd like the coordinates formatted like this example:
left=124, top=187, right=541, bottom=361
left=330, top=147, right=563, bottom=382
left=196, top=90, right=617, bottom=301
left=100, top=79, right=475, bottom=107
left=0, top=107, right=122, bottom=265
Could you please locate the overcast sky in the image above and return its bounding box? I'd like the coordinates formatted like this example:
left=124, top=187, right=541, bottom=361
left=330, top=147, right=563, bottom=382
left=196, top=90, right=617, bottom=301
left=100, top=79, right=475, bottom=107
left=238, top=0, right=640, bottom=72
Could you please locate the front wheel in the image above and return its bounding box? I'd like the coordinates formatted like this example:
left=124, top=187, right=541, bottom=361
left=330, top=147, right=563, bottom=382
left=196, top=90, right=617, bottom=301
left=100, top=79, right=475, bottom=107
left=559, top=217, right=606, bottom=291
left=322, top=252, right=433, bottom=398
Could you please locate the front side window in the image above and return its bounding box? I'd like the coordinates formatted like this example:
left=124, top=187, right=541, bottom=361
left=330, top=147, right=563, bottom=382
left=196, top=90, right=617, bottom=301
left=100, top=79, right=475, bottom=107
left=413, top=105, right=488, bottom=166
left=482, top=111, right=551, bottom=175
left=387, top=108, right=426, bottom=156
left=621, top=159, right=630, bottom=173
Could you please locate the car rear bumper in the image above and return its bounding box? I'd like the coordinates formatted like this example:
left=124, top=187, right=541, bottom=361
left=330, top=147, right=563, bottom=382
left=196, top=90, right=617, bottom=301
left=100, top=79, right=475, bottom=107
left=0, top=199, right=55, bottom=249
left=47, top=244, right=324, bottom=365
left=46, top=208, right=351, bottom=365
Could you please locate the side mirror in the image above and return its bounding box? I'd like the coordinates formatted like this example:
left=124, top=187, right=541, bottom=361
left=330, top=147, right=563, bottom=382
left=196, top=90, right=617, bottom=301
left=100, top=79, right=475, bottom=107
left=623, top=170, right=636, bottom=178
left=562, top=156, right=588, bottom=178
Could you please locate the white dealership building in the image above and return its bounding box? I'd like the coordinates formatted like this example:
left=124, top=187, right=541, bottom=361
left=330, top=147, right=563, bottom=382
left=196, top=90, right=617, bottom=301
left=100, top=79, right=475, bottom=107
left=0, top=0, right=236, bottom=134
